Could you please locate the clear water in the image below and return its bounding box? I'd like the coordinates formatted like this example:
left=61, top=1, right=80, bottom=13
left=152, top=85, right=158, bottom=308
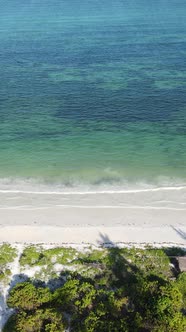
left=0, top=0, right=186, bottom=190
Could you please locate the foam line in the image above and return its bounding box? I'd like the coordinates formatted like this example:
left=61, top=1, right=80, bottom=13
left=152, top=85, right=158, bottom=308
left=56, top=205, right=186, bottom=211
left=0, top=205, right=186, bottom=211
left=154, top=200, right=186, bottom=205
left=0, top=186, right=186, bottom=195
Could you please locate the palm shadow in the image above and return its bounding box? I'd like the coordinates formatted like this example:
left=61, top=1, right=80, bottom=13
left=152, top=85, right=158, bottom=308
left=98, top=232, right=167, bottom=288
left=97, top=232, right=114, bottom=247
left=172, top=226, right=186, bottom=241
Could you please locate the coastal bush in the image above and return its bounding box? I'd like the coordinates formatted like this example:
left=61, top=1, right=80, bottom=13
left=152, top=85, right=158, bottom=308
left=77, top=249, right=108, bottom=264
left=0, top=268, right=11, bottom=279
left=7, top=282, right=52, bottom=310
left=20, top=245, right=79, bottom=267
left=176, top=272, right=186, bottom=309
left=108, top=247, right=172, bottom=278
left=0, top=244, right=17, bottom=283
left=4, top=309, right=66, bottom=332
left=54, top=279, right=133, bottom=331
left=34, top=266, right=58, bottom=281
left=3, top=247, right=186, bottom=332
left=132, top=275, right=186, bottom=331
left=4, top=282, right=67, bottom=332
left=44, top=246, right=78, bottom=265
left=0, top=244, right=17, bottom=265
left=20, top=246, right=43, bottom=266
left=138, top=248, right=171, bottom=277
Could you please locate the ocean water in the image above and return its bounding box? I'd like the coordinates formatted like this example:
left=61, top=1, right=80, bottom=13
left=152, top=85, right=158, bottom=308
left=0, top=0, right=186, bottom=192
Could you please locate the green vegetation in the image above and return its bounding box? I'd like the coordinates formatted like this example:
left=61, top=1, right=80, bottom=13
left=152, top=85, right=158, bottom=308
left=7, top=283, right=53, bottom=310
left=19, top=246, right=109, bottom=280
left=77, top=248, right=108, bottom=264
left=3, top=246, right=186, bottom=332
left=177, top=272, right=186, bottom=309
left=19, top=246, right=43, bottom=266
left=3, top=308, right=66, bottom=332
left=0, top=244, right=17, bottom=283
left=44, top=247, right=78, bottom=265
left=0, top=243, right=17, bottom=265
left=19, top=245, right=81, bottom=280
left=20, top=245, right=78, bottom=266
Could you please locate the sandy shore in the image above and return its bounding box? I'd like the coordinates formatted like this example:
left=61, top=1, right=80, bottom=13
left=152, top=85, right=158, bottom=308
left=0, top=187, right=185, bottom=245
left=0, top=225, right=186, bottom=246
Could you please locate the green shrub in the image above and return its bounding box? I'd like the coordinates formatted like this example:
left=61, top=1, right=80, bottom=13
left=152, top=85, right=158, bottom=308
left=176, top=272, right=186, bottom=308
left=3, top=246, right=186, bottom=332
left=7, top=282, right=52, bottom=311
left=4, top=309, right=66, bottom=332
left=20, top=246, right=43, bottom=266
left=0, top=244, right=17, bottom=266
left=20, top=245, right=79, bottom=267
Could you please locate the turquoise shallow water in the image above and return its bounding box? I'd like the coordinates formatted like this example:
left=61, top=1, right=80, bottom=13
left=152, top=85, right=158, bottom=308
left=0, top=1, right=186, bottom=190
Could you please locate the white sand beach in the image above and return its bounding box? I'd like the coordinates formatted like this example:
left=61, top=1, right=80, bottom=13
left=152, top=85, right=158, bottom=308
left=0, top=186, right=186, bottom=245
left=0, top=225, right=186, bottom=246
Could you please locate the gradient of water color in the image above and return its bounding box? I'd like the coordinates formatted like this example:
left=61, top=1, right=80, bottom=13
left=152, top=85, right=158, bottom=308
left=0, top=0, right=186, bottom=191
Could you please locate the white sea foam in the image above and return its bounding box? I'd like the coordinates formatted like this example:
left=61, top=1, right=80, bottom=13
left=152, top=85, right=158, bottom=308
left=0, top=176, right=186, bottom=195
left=0, top=205, right=185, bottom=211
left=0, top=187, right=186, bottom=195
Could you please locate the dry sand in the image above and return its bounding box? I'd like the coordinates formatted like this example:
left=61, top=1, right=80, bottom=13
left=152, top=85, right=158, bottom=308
left=0, top=225, right=186, bottom=246
left=0, top=187, right=186, bottom=245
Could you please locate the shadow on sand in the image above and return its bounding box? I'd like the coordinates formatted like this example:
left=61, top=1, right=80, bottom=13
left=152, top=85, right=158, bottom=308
left=172, top=226, right=186, bottom=241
